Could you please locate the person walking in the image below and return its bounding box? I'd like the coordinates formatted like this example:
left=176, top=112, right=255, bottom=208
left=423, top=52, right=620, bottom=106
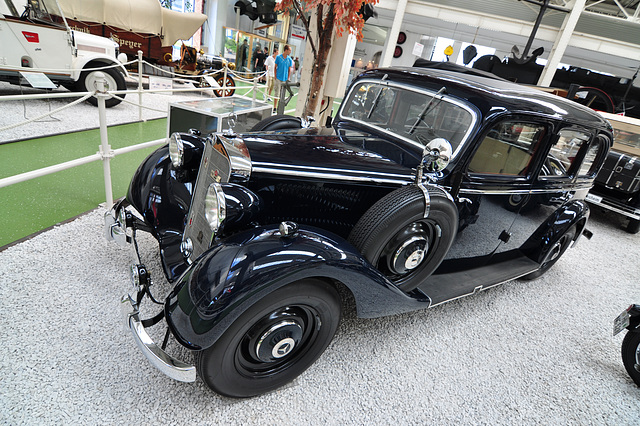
left=264, top=47, right=278, bottom=101
left=254, top=46, right=267, bottom=81
left=273, top=45, right=294, bottom=111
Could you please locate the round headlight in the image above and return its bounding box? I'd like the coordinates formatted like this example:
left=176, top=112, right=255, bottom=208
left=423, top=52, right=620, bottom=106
left=168, top=133, right=184, bottom=168
left=204, top=183, right=227, bottom=232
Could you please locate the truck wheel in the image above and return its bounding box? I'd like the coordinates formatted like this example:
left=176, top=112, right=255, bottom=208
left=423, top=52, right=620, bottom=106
left=250, top=115, right=302, bottom=132
left=77, top=67, right=126, bottom=108
left=195, top=278, right=341, bottom=398
left=348, top=185, right=458, bottom=292
left=621, top=331, right=640, bottom=387
left=521, top=226, right=576, bottom=280
left=626, top=218, right=640, bottom=234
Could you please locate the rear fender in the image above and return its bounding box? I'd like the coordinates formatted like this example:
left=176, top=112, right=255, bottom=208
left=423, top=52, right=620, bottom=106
left=165, top=224, right=429, bottom=350
left=521, top=199, right=589, bottom=262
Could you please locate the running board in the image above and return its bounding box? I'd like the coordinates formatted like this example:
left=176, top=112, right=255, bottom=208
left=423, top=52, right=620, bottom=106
left=418, top=256, right=539, bottom=306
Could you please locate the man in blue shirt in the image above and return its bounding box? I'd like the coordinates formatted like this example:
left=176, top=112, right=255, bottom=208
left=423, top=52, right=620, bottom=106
left=273, top=45, right=294, bottom=111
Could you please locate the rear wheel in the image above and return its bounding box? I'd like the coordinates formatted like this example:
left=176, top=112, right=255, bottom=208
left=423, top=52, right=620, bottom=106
left=626, top=218, right=640, bottom=234
left=521, top=227, right=575, bottom=280
left=211, top=74, right=235, bottom=97
left=621, top=331, right=640, bottom=386
left=195, top=279, right=341, bottom=398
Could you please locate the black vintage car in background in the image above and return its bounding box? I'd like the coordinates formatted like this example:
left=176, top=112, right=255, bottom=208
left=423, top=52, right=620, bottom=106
left=587, top=112, right=640, bottom=234
left=105, top=67, right=612, bottom=397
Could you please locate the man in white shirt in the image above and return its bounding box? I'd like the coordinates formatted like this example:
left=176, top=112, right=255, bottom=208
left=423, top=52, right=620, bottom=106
left=264, top=47, right=278, bottom=101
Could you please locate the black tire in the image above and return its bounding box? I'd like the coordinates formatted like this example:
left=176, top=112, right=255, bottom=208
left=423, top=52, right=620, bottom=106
left=626, top=218, right=640, bottom=234
left=195, top=278, right=341, bottom=398
left=77, top=66, right=126, bottom=108
left=211, top=74, right=235, bottom=97
left=504, top=194, right=533, bottom=212
left=250, top=115, right=302, bottom=132
left=348, top=185, right=458, bottom=292
left=521, top=226, right=576, bottom=280
left=621, top=331, right=640, bottom=387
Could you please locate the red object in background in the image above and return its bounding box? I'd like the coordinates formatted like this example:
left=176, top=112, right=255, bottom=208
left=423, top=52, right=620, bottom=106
left=22, top=31, right=39, bottom=43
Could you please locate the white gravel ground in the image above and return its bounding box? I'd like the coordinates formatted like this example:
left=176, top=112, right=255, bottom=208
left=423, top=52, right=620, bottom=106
left=0, top=203, right=638, bottom=425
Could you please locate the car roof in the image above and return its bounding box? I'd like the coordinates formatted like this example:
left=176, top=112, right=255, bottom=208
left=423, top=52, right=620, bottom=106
left=355, top=67, right=612, bottom=132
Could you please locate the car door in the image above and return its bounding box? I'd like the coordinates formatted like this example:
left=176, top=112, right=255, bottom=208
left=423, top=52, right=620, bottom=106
left=444, top=118, right=551, bottom=264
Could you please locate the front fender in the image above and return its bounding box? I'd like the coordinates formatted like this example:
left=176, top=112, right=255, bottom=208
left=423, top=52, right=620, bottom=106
left=126, top=143, right=197, bottom=280
left=165, top=225, right=429, bottom=350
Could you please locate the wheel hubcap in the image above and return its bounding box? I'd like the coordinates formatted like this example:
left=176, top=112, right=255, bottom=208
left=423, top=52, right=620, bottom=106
left=254, top=320, right=303, bottom=362
left=393, top=236, right=428, bottom=272
left=381, top=222, right=433, bottom=276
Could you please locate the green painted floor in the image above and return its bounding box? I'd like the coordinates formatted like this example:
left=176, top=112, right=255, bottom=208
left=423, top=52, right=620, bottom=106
left=0, top=119, right=166, bottom=248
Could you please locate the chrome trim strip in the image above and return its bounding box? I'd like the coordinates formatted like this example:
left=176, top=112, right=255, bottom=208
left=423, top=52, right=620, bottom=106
left=121, top=294, right=196, bottom=383
left=585, top=198, right=640, bottom=220
left=252, top=165, right=413, bottom=185
left=252, top=161, right=412, bottom=180
left=458, top=185, right=592, bottom=196
left=336, top=78, right=479, bottom=159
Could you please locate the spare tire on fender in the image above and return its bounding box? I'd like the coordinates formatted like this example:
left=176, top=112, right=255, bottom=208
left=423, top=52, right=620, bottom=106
left=250, top=115, right=302, bottom=132
left=348, top=185, right=458, bottom=292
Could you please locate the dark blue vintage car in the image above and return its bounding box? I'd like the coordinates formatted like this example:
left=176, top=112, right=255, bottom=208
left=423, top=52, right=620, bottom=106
left=105, top=67, right=613, bottom=397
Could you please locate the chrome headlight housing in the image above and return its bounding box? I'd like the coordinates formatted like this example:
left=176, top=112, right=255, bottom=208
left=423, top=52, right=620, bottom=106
left=204, top=183, right=227, bottom=232
left=168, top=133, right=184, bottom=168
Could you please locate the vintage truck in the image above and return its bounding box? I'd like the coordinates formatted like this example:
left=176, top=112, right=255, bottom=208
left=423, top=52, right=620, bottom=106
left=0, top=0, right=128, bottom=107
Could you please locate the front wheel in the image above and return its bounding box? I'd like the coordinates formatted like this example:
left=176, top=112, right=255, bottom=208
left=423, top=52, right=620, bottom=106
left=77, top=67, right=126, bottom=108
left=195, top=279, right=341, bottom=398
left=621, top=331, right=640, bottom=386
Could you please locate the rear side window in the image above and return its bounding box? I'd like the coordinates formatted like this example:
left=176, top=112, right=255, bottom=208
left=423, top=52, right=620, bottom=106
left=468, top=122, right=546, bottom=176
left=544, top=129, right=591, bottom=177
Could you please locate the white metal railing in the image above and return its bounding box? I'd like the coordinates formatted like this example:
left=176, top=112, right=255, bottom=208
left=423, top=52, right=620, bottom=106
left=0, top=51, right=287, bottom=211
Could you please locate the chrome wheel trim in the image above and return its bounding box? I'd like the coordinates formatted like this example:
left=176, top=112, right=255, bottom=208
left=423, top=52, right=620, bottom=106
left=255, top=320, right=302, bottom=362
left=393, top=236, right=428, bottom=271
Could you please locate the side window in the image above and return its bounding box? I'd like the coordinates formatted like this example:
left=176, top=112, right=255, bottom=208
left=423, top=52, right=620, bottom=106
left=542, top=129, right=591, bottom=178
left=468, top=122, right=546, bottom=176
left=578, top=134, right=607, bottom=177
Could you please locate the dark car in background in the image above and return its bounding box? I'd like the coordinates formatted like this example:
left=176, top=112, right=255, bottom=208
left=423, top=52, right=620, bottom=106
left=587, top=112, right=640, bottom=233
left=105, top=67, right=612, bottom=397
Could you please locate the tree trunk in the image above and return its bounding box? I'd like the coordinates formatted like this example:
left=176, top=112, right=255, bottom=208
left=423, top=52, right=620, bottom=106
left=302, top=4, right=335, bottom=118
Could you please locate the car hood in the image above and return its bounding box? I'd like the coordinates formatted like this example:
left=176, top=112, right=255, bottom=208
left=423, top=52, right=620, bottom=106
left=240, top=127, right=417, bottom=185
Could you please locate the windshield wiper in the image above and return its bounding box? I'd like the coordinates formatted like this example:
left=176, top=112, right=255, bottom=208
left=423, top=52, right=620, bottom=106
left=366, top=74, right=388, bottom=119
left=409, top=86, right=447, bottom=134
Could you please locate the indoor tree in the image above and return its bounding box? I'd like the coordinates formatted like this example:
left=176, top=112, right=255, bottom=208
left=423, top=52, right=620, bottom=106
left=275, top=0, right=378, bottom=118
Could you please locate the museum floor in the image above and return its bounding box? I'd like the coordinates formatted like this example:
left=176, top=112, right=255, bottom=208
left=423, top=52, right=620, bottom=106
left=0, top=204, right=637, bottom=423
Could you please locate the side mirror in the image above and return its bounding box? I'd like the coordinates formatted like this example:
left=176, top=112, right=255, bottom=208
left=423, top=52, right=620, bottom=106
left=416, top=138, right=452, bottom=183
left=423, top=138, right=452, bottom=172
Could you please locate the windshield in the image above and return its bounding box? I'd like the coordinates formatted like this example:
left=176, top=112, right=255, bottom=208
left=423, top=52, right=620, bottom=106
left=340, top=81, right=476, bottom=154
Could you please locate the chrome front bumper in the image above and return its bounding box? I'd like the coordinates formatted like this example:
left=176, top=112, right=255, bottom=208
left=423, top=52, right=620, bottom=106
left=120, top=293, right=196, bottom=383
left=105, top=204, right=196, bottom=383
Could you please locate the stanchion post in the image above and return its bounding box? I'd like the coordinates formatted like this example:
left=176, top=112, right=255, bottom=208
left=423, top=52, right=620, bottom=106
left=277, top=83, right=286, bottom=115
left=223, top=65, right=228, bottom=97
left=96, top=73, right=114, bottom=210
left=252, top=74, right=257, bottom=103
left=137, top=50, right=143, bottom=121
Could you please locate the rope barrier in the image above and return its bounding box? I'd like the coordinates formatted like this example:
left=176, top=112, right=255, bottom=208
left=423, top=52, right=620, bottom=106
left=0, top=92, right=94, bottom=132
left=107, top=93, right=168, bottom=113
